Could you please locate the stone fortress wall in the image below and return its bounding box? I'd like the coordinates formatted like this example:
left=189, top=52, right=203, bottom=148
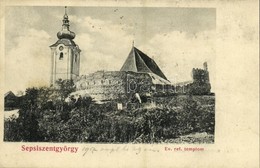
left=74, top=70, right=175, bottom=102
left=73, top=64, right=212, bottom=102
left=75, top=71, right=127, bottom=101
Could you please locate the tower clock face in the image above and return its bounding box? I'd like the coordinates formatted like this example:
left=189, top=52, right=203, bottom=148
left=59, top=46, right=64, bottom=51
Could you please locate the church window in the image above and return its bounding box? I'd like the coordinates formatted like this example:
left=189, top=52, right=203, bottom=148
left=59, top=52, right=64, bottom=60
left=75, top=54, right=77, bottom=62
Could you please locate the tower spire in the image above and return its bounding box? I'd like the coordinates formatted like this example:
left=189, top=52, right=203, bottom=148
left=65, top=6, right=67, bottom=15
left=63, top=6, right=69, bottom=23
left=57, top=6, right=76, bottom=40
left=132, top=40, right=135, bottom=47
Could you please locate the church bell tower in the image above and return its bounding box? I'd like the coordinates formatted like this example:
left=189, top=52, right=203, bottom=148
left=50, top=6, right=81, bottom=86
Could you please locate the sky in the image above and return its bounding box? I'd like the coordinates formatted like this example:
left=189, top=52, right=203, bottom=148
left=5, top=6, right=216, bottom=93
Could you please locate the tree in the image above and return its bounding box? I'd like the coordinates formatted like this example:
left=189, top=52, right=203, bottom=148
left=55, top=79, right=76, bottom=101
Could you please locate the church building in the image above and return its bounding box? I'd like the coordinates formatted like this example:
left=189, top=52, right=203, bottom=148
left=74, top=46, right=172, bottom=102
left=50, top=7, right=172, bottom=101
left=50, top=7, right=211, bottom=103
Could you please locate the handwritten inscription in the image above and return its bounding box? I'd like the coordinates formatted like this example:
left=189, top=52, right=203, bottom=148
left=82, top=146, right=160, bottom=156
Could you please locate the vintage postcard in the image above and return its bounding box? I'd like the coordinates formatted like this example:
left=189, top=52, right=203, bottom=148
left=0, top=0, right=259, bottom=167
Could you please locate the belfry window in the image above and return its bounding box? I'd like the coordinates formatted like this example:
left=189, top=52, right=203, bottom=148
left=59, top=52, right=64, bottom=60
left=75, top=54, right=77, bottom=62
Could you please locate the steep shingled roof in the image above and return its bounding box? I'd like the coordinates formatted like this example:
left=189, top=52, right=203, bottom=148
left=120, top=47, right=169, bottom=81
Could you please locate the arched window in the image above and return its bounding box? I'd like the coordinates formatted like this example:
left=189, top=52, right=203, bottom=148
left=59, top=52, right=64, bottom=60
left=75, top=54, right=77, bottom=62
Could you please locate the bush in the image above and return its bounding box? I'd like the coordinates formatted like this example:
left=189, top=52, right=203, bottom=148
left=4, top=82, right=215, bottom=143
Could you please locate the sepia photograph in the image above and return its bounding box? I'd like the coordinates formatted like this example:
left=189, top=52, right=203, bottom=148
left=0, top=1, right=259, bottom=167
left=4, top=6, right=216, bottom=143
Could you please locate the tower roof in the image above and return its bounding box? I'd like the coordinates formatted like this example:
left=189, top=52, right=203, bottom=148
left=120, top=46, right=169, bottom=81
left=57, top=6, right=76, bottom=40
left=50, top=38, right=77, bottom=47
